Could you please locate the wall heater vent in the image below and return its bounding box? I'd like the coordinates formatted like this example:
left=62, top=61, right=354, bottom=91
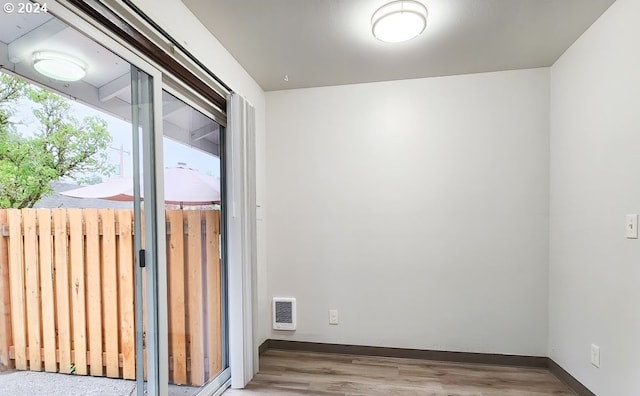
left=273, top=297, right=296, bottom=330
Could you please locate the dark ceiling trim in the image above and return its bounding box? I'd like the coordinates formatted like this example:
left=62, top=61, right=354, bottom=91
left=64, top=0, right=227, bottom=111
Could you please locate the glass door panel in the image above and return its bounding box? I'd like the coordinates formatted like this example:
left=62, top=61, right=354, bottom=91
left=161, top=90, right=229, bottom=395
left=0, top=6, right=163, bottom=396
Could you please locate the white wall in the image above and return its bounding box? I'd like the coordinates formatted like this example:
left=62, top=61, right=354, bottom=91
left=130, top=0, right=270, bottom=360
left=549, top=1, right=640, bottom=395
left=124, top=2, right=640, bottom=392
left=266, top=68, right=550, bottom=356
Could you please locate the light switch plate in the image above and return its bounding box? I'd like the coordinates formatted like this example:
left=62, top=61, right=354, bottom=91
left=626, top=214, right=638, bottom=239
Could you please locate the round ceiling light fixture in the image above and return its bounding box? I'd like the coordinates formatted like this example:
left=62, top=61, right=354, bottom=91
left=371, top=0, right=428, bottom=43
left=32, top=51, right=87, bottom=82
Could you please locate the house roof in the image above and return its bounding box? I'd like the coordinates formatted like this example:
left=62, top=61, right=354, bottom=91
left=33, top=182, right=133, bottom=209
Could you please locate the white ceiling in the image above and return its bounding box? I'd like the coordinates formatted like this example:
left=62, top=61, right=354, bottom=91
left=182, top=0, right=615, bottom=91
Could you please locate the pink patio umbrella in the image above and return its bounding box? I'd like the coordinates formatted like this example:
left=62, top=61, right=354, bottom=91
left=61, top=163, right=220, bottom=206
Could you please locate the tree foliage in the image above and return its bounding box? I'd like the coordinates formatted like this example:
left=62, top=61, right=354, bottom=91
left=0, top=73, right=114, bottom=208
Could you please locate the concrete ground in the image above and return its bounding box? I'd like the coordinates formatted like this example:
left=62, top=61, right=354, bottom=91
left=0, top=370, right=200, bottom=395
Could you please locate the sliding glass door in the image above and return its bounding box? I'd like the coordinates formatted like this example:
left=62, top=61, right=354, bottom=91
left=0, top=2, right=169, bottom=394
left=160, top=89, right=229, bottom=395
left=0, top=3, right=230, bottom=395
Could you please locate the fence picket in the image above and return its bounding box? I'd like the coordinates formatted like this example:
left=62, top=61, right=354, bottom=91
left=23, top=210, right=42, bottom=371
left=85, top=209, right=103, bottom=376
left=68, top=209, right=87, bottom=375
left=117, top=210, right=135, bottom=379
left=53, top=209, right=72, bottom=374
left=101, top=209, right=119, bottom=377
left=206, top=210, right=222, bottom=377
left=7, top=210, right=26, bottom=370
left=36, top=209, right=57, bottom=372
left=167, top=210, right=187, bottom=384
left=186, top=210, right=205, bottom=385
left=0, top=210, right=13, bottom=370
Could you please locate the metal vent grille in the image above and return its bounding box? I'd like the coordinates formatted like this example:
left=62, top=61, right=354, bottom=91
left=275, top=301, right=293, bottom=324
left=273, top=297, right=296, bottom=330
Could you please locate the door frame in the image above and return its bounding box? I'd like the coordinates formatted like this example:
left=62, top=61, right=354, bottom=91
left=49, top=2, right=243, bottom=394
left=46, top=2, right=168, bottom=394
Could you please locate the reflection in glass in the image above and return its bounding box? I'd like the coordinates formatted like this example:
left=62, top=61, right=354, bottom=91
left=162, top=91, right=226, bottom=394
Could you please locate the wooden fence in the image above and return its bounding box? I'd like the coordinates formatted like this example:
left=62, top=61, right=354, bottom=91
left=0, top=208, right=222, bottom=386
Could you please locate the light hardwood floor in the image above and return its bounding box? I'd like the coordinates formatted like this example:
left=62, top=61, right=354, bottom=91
left=224, top=349, right=576, bottom=395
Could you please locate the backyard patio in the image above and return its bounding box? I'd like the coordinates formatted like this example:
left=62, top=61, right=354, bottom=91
left=0, top=369, right=199, bottom=395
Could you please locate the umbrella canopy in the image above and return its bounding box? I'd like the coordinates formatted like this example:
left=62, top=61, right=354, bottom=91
left=60, top=177, right=135, bottom=201
left=61, top=164, right=220, bottom=205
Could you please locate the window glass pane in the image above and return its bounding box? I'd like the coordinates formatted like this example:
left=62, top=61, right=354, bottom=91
left=161, top=90, right=227, bottom=394
left=0, top=8, right=147, bottom=395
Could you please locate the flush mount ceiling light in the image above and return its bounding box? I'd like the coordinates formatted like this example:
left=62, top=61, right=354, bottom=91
left=371, top=0, right=428, bottom=43
left=32, top=51, right=87, bottom=82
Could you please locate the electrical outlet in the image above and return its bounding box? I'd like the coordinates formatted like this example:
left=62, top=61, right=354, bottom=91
left=329, top=309, right=338, bottom=325
left=590, top=344, right=600, bottom=368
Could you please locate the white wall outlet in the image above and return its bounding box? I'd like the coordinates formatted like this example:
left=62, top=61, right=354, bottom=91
left=329, top=309, right=338, bottom=325
left=590, top=344, right=600, bottom=368
left=626, top=214, right=638, bottom=238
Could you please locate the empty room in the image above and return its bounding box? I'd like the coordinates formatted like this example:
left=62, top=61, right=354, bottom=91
left=0, top=1, right=638, bottom=395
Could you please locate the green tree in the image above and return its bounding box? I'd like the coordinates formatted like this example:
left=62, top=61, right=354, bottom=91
left=0, top=73, right=114, bottom=208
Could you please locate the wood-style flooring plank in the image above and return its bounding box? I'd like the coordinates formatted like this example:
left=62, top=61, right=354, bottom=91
left=224, top=349, right=576, bottom=396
